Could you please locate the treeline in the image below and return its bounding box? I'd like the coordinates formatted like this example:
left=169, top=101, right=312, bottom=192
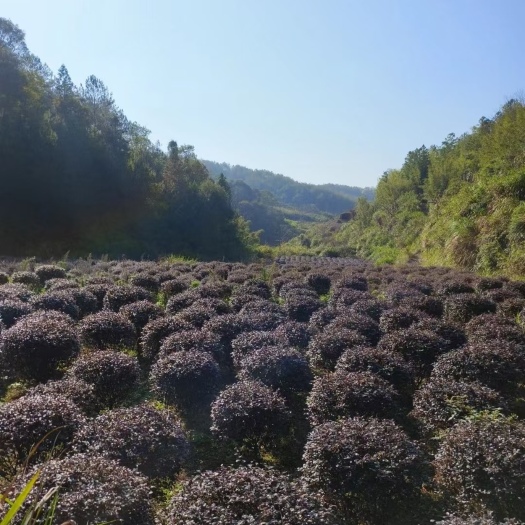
left=203, top=160, right=374, bottom=215
left=0, top=18, right=255, bottom=260
left=311, top=99, right=525, bottom=276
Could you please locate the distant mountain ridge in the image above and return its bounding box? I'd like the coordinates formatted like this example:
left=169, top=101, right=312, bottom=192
left=202, top=160, right=374, bottom=215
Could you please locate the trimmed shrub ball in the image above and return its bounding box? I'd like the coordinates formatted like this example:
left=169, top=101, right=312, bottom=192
left=119, top=300, right=164, bottom=334
left=0, top=394, right=84, bottom=468
left=161, top=278, right=190, bottom=297
left=0, top=272, right=8, bottom=285
left=378, top=327, right=449, bottom=377
left=67, top=350, right=141, bottom=409
left=165, top=290, right=199, bottom=314
left=435, top=514, right=522, bottom=525
left=431, top=341, right=525, bottom=396
left=336, top=275, right=368, bottom=291
left=465, top=314, right=525, bottom=346
left=150, top=350, right=221, bottom=411
left=306, top=272, right=332, bottom=295
left=236, top=310, right=285, bottom=332
left=238, top=346, right=313, bottom=398
left=25, top=378, right=98, bottom=416
left=444, top=294, right=497, bottom=323
left=73, top=404, right=190, bottom=478
left=302, top=417, right=425, bottom=521
left=0, top=283, right=34, bottom=302
left=308, top=307, right=337, bottom=335
left=413, top=318, right=467, bottom=351
left=103, top=284, right=153, bottom=311
left=159, top=328, right=225, bottom=362
left=83, top=283, right=111, bottom=310
left=307, top=371, right=403, bottom=426
left=274, top=320, right=311, bottom=349
left=78, top=311, right=137, bottom=350
left=166, top=465, right=339, bottom=525
left=204, top=313, right=243, bottom=346
left=10, top=271, right=41, bottom=290
left=438, top=281, right=476, bottom=296
left=128, top=274, right=160, bottom=293
left=139, top=316, right=192, bottom=360
left=34, top=264, right=67, bottom=283
left=0, top=311, right=80, bottom=382
left=307, top=328, right=369, bottom=370
left=335, top=346, right=415, bottom=398
left=349, top=298, right=385, bottom=321
left=44, top=277, right=79, bottom=291
left=0, top=299, right=32, bottom=328
left=434, top=418, right=525, bottom=521
left=29, top=290, right=80, bottom=319
left=5, top=454, right=154, bottom=525
left=410, top=378, right=508, bottom=435
left=231, top=331, right=281, bottom=367
left=211, top=380, right=291, bottom=446
left=379, top=307, right=420, bottom=333
left=239, top=298, right=282, bottom=316
left=327, top=313, right=381, bottom=344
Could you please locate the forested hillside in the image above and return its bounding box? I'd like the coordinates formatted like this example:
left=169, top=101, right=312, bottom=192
left=203, top=160, right=374, bottom=214
left=284, top=99, right=525, bottom=278
left=0, top=18, right=254, bottom=260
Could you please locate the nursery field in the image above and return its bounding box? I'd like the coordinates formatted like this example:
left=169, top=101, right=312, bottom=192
left=0, top=257, right=524, bottom=524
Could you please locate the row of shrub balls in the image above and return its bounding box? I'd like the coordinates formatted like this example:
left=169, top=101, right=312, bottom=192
left=0, top=259, right=523, bottom=524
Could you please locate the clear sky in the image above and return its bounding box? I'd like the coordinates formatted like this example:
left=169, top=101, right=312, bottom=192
left=3, top=0, right=525, bottom=187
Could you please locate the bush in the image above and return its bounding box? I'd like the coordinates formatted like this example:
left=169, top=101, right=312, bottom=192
left=236, top=310, right=285, bottom=332
left=67, top=350, right=141, bottom=409
left=128, top=274, right=160, bottom=293
left=307, top=371, right=402, bottom=425
left=306, top=273, right=332, bottom=295
left=78, top=311, right=137, bottom=350
left=0, top=394, right=84, bottom=468
left=25, top=377, right=98, bottom=415
left=435, top=514, right=522, bottom=525
left=231, top=331, right=281, bottom=367
left=378, top=327, right=448, bottom=377
left=83, top=283, right=111, bottom=310
left=103, top=284, right=153, bottom=311
left=160, top=328, right=225, bottom=361
left=150, top=351, right=221, bottom=411
left=29, top=290, right=80, bottom=319
left=0, top=272, right=8, bottom=285
left=0, top=311, right=80, bottom=382
left=238, top=346, right=313, bottom=397
left=204, top=313, right=243, bottom=346
left=413, top=318, right=467, bottom=350
left=274, top=320, right=311, bottom=348
left=465, top=314, right=525, bottom=346
left=410, top=378, right=508, bottom=434
left=434, top=418, right=525, bottom=520
left=73, top=404, right=189, bottom=478
left=302, top=417, right=425, bottom=521
left=7, top=454, right=154, bottom=525
left=211, top=380, right=290, bottom=446
left=350, top=298, right=385, bottom=321
left=0, top=299, right=32, bottom=328
left=166, top=465, right=338, bottom=525
left=0, top=283, right=34, bottom=302
left=307, top=328, right=369, bottom=370
left=335, top=346, right=415, bottom=397
left=379, top=307, right=420, bottom=332
left=444, top=294, right=497, bottom=323
left=10, top=271, right=40, bottom=290
left=432, top=341, right=525, bottom=396
left=161, top=278, right=190, bottom=297
left=139, top=316, right=192, bottom=360
left=327, top=313, right=381, bottom=344
left=34, top=264, right=67, bottom=283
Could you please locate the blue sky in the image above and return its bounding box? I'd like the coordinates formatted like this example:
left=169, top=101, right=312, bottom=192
left=3, top=0, right=525, bottom=187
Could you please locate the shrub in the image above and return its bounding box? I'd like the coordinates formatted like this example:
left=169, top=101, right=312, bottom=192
left=0, top=311, right=80, bottom=382
left=465, top=314, right=525, bottom=346
left=410, top=378, right=508, bottom=435
left=307, top=371, right=402, bottom=425
left=0, top=394, right=84, bottom=468
left=307, top=328, right=369, bottom=370
left=150, top=351, right=221, bottom=410
left=379, top=307, right=420, bottom=332
left=34, top=264, right=67, bottom=283
left=119, top=300, right=164, bottom=334
left=10, top=271, right=40, bottom=290
left=73, top=404, right=189, bottom=478
left=67, top=350, right=141, bottom=408
left=78, top=311, right=137, bottom=350
left=0, top=283, right=34, bottom=302
left=302, top=417, right=425, bottom=521
left=438, top=281, right=476, bottom=296
left=236, top=310, right=285, bottom=332
left=432, top=341, right=525, bottom=396
left=336, top=275, right=368, bottom=291
left=83, top=283, right=111, bottom=310
left=238, top=346, right=313, bottom=397
left=103, top=284, right=153, bottom=311
left=203, top=313, right=243, bottom=346
left=435, top=514, right=522, bottom=525
left=306, top=273, right=331, bottom=295
left=161, top=278, right=190, bottom=297
left=128, top=274, right=160, bottom=293
left=434, top=418, right=525, bottom=520
left=140, top=316, right=192, bottom=360
left=211, top=380, right=290, bottom=446
left=0, top=299, right=32, bottom=328
left=166, top=465, right=338, bottom=525
left=45, top=277, right=79, bottom=291
left=444, top=294, right=497, bottom=323
left=413, top=318, right=467, bottom=350
left=160, top=329, right=225, bottom=361
left=378, top=327, right=448, bottom=377
left=0, top=272, right=8, bottom=285
left=7, top=454, right=154, bottom=525
left=29, top=290, right=80, bottom=319
left=335, top=346, right=415, bottom=397
left=308, top=307, right=337, bottom=335
left=349, top=298, right=385, bottom=321
left=274, top=320, right=311, bottom=348
left=25, top=377, right=98, bottom=415
left=231, top=331, right=281, bottom=367
left=327, top=313, right=381, bottom=344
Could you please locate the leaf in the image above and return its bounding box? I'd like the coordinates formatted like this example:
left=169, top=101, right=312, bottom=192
left=1, top=470, right=40, bottom=525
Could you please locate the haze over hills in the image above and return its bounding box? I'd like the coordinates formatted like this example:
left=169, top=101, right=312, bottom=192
left=202, top=160, right=375, bottom=215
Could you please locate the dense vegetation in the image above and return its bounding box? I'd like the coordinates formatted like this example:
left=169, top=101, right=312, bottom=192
left=204, top=159, right=375, bottom=214
left=282, top=99, right=525, bottom=277
left=0, top=18, right=257, bottom=260
left=0, top=257, right=524, bottom=524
